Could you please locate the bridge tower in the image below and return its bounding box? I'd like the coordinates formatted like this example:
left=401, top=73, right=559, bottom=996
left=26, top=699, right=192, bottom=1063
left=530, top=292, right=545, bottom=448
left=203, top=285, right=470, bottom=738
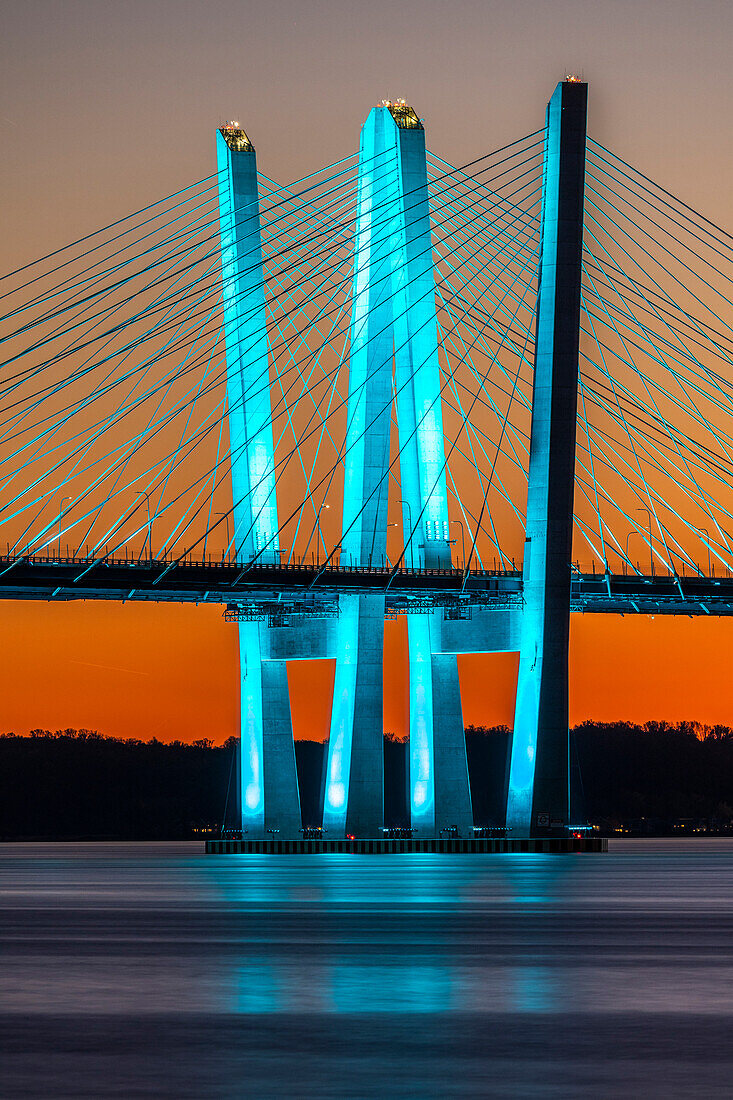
left=322, top=101, right=472, bottom=838
left=506, top=79, right=588, bottom=837
left=387, top=103, right=473, bottom=839
left=216, top=123, right=301, bottom=839
left=322, top=105, right=395, bottom=838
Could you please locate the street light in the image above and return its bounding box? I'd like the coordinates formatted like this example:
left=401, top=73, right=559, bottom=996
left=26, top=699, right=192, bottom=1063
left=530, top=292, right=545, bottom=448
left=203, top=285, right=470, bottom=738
left=387, top=520, right=400, bottom=569
left=636, top=507, right=653, bottom=576
left=624, top=530, right=636, bottom=574
left=451, top=519, right=466, bottom=570
left=133, top=491, right=152, bottom=561
left=699, top=527, right=712, bottom=577
left=302, top=501, right=330, bottom=565
left=216, top=512, right=232, bottom=560
left=396, top=499, right=414, bottom=567
left=57, top=496, right=71, bottom=557
left=316, top=503, right=330, bottom=565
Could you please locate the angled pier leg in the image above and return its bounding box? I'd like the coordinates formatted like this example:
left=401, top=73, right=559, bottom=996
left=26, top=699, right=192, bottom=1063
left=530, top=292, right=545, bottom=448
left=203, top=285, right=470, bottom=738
left=389, top=103, right=473, bottom=838
left=323, top=594, right=385, bottom=837
left=217, top=124, right=301, bottom=838
left=506, top=81, right=587, bottom=838
left=408, top=613, right=473, bottom=838
left=239, top=623, right=301, bottom=839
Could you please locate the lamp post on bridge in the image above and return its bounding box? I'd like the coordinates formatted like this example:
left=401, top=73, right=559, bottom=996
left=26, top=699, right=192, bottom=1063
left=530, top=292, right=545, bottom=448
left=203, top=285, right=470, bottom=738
left=625, top=530, right=637, bottom=574
left=316, top=503, right=330, bottom=566
left=637, top=507, right=654, bottom=576
left=451, top=519, right=466, bottom=570
left=699, top=527, right=712, bottom=577
left=396, top=498, right=414, bottom=568
left=134, top=491, right=153, bottom=561
left=387, top=521, right=401, bottom=568
left=216, top=512, right=232, bottom=561
left=57, top=496, right=71, bottom=558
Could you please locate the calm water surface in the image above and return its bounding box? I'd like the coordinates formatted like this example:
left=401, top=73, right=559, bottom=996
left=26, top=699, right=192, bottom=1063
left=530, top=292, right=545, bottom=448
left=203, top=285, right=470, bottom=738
left=2, top=840, right=732, bottom=1098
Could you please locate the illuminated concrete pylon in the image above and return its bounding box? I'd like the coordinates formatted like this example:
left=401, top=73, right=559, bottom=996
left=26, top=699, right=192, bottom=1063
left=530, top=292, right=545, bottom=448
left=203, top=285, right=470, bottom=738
left=217, top=124, right=301, bottom=839
left=322, top=106, right=396, bottom=838
left=388, top=104, right=472, bottom=838
left=506, top=80, right=588, bottom=838
left=323, top=102, right=472, bottom=838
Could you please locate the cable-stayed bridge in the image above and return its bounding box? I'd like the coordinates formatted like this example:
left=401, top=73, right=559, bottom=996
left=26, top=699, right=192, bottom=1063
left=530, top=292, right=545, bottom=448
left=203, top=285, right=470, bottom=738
left=3, top=80, right=733, bottom=845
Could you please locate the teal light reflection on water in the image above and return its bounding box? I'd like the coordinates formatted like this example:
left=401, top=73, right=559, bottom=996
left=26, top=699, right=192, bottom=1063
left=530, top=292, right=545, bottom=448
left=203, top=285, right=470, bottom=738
left=6, top=842, right=733, bottom=1098
left=330, top=964, right=453, bottom=1014
left=512, top=965, right=560, bottom=1014
left=235, top=964, right=283, bottom=1014
left=233, top=961, right=457, bottom=1015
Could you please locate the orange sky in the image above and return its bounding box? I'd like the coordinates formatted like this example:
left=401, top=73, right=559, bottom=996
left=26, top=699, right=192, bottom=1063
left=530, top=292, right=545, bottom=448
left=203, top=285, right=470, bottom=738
left=4, top=0, right=733, bottom=741
left=1, top=599, right=732, bottom=742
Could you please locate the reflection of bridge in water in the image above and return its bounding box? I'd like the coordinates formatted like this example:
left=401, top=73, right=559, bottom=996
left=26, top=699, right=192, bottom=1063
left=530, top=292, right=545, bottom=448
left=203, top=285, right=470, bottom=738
left=4, top=78, right=733, bottom=845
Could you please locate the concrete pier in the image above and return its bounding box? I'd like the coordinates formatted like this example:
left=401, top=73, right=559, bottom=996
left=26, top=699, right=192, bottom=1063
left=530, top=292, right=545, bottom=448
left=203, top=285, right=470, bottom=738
left=206, top=837, right=608, bottom=854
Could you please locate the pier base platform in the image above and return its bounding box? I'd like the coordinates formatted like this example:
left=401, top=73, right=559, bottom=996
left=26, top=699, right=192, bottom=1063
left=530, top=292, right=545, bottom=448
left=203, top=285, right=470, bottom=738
left=205, top=836, right=607, bottom=854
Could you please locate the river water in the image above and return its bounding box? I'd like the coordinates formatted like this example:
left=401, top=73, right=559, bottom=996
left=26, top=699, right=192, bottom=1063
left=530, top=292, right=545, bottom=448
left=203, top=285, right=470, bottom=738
left=2, top=840, right=732, bottom=1098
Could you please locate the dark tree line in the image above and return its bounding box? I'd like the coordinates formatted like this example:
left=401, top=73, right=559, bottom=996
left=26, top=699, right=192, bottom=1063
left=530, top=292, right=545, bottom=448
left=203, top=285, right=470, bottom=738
left=1, top=721, right=732, bottom=839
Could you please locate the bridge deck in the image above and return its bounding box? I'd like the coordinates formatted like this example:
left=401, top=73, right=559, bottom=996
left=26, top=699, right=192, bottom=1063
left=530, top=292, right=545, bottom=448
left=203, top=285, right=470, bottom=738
left=0, top=556, right=731, bottom=615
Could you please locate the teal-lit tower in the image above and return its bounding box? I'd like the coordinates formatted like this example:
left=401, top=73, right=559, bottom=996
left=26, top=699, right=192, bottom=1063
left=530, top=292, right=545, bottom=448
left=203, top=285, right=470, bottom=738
left=387, top=103, right=472, bottom=838
left=322, top=101, right=473, bottom=838
left=506, top=80, right=588, bottom=837
left=322, top=105, right=395, bottom=838
left=217, top=122, right=301, bottom=839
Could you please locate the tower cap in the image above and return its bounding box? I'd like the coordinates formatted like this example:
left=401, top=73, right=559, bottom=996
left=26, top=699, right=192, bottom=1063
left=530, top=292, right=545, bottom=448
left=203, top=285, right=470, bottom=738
left=219, top=123, right=254, bottom=152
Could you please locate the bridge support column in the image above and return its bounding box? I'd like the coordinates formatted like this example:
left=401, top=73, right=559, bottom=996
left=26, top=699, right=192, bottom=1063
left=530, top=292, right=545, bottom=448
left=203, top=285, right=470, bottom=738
left=506, top=80, right=587, bottom=838
left=217, top=124, right=301, bottom=838
left=322, top=108, right=396, bottom=837
left=323, top=594, right=385, bottom=838
left=409, top=613, right=473, bottom=838
left=387, top=103, right=473, bottom=838
left=239, top=623, right=302, bottom=839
